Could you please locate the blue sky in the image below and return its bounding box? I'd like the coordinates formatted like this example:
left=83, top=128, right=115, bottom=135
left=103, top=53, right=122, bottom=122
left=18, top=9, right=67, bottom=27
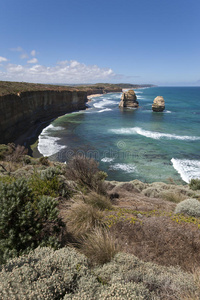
left=0, top=0, right=199, bottom=85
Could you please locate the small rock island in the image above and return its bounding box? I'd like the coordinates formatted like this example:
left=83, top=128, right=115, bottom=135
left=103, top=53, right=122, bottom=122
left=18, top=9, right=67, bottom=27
left=119, top=89, right=139, bottom=108
left=152, top=96, right=165, bottom=112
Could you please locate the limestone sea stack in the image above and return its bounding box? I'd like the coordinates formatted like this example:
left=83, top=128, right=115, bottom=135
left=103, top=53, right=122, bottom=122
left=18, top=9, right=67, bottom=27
left=119, top=89, right=139, bottom=108
left=152, top=96, right=165, bottom=112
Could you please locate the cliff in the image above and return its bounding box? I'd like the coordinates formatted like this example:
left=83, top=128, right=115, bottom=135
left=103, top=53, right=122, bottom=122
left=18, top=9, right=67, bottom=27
left=0, top=81, right=154, bottom=145
left=0, top=90, right=87, bottom=144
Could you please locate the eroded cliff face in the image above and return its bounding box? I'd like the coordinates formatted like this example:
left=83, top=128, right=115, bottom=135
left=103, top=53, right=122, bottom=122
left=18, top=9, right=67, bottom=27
left=0, top=90, right=87, bottom=144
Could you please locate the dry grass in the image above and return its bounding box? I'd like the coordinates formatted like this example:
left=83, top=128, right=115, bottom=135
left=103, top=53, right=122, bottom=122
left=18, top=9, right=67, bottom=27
left=182, top=268, right=200, bottom=299
left=161, top=191, right=186, bottom=203
left=64, top=202, right=105, bottom=238
left=84, top=192, right=112, bottom=210
left=110, top=215, right=200, bottom=271
left=80, top=227, right=120, bottom=265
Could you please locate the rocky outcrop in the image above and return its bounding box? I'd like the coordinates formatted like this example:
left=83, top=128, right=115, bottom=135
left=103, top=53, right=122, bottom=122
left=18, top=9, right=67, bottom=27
left=119, top=90, right=139, bottom=108
left=0, top=90, right=87, bottom=144
left=152, top=96, right=165, bottom=112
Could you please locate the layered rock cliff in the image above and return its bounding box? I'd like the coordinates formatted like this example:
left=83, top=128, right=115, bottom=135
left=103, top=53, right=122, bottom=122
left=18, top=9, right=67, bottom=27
left=0, top=90, right=87, bottom=144
left=119, top=90, right=139, bottom=108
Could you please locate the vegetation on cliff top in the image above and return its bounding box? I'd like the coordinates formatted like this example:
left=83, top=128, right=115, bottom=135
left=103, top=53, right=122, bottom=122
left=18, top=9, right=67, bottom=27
left=0, top=80, right=154, bottom=96
left=1, top=144, right=200, bottom=299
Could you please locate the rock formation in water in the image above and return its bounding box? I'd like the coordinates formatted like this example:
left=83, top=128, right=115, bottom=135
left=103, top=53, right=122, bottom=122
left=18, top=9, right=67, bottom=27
left=152, top=96, right=165, bottom=112
left=119, top=90, right=139, bottom=108
left=0, top=90, right=87, bottom=144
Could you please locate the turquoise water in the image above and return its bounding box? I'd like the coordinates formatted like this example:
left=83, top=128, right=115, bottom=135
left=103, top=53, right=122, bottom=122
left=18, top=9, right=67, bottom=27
left=38, top=87, right=200, bottom=183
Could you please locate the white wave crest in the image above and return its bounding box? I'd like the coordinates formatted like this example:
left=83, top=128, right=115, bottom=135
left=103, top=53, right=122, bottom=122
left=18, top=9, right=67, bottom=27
left=101, top=157, right=114, bottom=162
left=38, top=124, right=66, bottom=156
left=109, top=163, right=136, bottom=173
left=98, top=108, right=112, bottom=113
left=110, top=127, right=200, bottom=141
left=171, top=158, right=200, bottom=183
left=93, top=99, right=116, bottom=109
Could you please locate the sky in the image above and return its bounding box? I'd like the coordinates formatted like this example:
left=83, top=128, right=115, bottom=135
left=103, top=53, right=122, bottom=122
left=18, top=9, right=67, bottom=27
left=0, top=0, right=200, bottom=86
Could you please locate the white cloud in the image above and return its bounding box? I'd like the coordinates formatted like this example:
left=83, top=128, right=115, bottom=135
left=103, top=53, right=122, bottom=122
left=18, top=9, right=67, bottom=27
left=20, top=53, right=29, bottom=59
left=0, top=59, right=118, bottom=84
left=10, top=46, right=23, bottom=52
left=0, top=56, right=8, bottom=63
left=31, top=50, right=36, bottom=56
left=27, top=58, right=38, bottom=64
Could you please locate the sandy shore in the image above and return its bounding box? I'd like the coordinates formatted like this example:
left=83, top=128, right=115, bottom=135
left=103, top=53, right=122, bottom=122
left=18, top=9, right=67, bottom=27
left=87, top=94, right=103, bottom=100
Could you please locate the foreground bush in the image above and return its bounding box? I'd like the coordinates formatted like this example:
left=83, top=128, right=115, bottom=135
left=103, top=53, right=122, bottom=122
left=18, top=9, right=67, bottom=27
left=0, top=178, right=63, bottom=263
left=0, top=247, right=89, bottom=299
left=189, top=178, right=200, bottom=191
left=174, top=198, right=200, bottom=217
left=0, top=247, right=197, bottom=300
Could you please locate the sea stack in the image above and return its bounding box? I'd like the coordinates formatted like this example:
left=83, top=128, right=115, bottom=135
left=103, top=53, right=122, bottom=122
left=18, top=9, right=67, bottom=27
left=119, top=90, right=139, bottom=108
left=152, top=96, right=165, bottom=112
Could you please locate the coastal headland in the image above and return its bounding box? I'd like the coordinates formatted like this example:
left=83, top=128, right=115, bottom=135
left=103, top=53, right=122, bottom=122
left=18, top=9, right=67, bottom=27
left=0, top=81, right=153, bottom=147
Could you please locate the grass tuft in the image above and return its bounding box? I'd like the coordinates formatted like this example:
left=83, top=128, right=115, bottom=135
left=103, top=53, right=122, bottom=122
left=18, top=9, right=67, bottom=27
left=64, top=203, right=105, bottom=238
left=80, top=227, right=120, bottom=265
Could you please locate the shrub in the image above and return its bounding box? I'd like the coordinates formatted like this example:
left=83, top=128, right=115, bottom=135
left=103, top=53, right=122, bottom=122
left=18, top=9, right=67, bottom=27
left=161, top=191, right=185, bottom=203
left=65, top=156, right=107, bottom=194
left=64, top=282, right=151, bottom=300
left=189, top=179, right=200, bottom=191
left=84, top=192, right=112, bottom=210
left=0, top=178, right=63, bottom=263
left=94, top=252, right=196, bottom=299
left=39, top=156, right=50, bottom=166
left=0, top=246, right=89, bottom=299
left=80, top=227, right=120, bottom=265
left=65, top=203, right=105, bottom=238
left=174, top=198, right=200, bottom=217
left=6, top=144, right=28, bottom=163
left=0, top=144, right=9, bottom=160
left=29, top=170, right=61, bottom=198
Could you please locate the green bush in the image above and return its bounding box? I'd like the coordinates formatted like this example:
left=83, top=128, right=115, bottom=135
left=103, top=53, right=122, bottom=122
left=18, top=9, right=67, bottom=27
left=29, top=169, right=62, bottom=198
left=189, top=179, right=200, bottom=191
left=0, top=178, right=64, bottom=263
left=174, top=198, right=200, bottom=217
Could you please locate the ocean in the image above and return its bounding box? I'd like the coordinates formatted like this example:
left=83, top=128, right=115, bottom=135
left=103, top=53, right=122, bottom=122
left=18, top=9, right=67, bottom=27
left=37, top=87, right=200, bottom=184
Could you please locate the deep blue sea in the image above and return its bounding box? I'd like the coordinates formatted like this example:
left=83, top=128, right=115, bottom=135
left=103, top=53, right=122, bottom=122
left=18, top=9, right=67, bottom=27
left=37, top=87, right=200, bottom=184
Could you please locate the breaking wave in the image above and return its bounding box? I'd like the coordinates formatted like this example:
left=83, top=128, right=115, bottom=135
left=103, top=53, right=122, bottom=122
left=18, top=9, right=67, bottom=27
left=110, top=127, right=200, bottom=141
left=171, top=158, right=200, bottom=183
left=38, top=124, right=66, bottom=157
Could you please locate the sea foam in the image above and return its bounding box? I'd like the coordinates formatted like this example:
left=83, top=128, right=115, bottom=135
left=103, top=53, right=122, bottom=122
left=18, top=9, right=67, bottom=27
left=110, top=127, right=200, bottom=141
left=171, top=158, right=200, bottom=183
left=93, top=99, right=116, bottom=109
left=38, top=124, right=66, bottom=157
left=101, top=157, right=114, bottom=162
left=98, top=108, right=112, bottom=113
left=109, top=163, right=136, bottom=173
